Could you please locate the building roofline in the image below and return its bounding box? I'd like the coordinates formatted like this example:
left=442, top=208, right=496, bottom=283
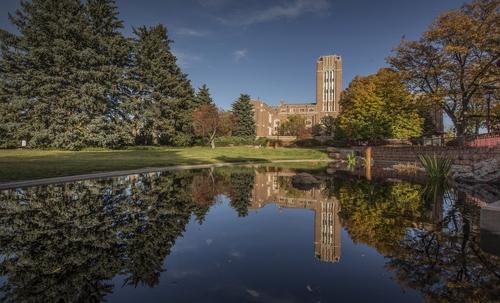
left=251, top=99, right=316, bottom=107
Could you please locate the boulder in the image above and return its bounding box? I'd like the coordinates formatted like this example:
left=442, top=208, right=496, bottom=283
left=292, top=173, right=320, bottom=189
left=451, top=158, right=500, bottom=183
left=451, top=165, right=474, bottom=180
left=329, top=153, right=341, bottom=159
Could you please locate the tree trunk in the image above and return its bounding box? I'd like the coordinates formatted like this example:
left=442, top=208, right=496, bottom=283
left=152, top=129, right=158, bottom=145
left=455, top=121, right=466, bottom=146
left=209, top=130, right=216, bottom=149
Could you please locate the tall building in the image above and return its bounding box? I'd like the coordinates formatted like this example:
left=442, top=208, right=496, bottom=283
left=251, top=54, right=342, bottom=137
left=316, top=54, right=342, bottom=114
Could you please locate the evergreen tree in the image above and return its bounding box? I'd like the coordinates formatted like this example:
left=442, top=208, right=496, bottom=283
left=231, top=94, right=256, bottom=138
left=0, top=0, right=131, bottom=149
left=194, top=84, right=214, bottom=107
left=126, top=24, right=195, bottom=145
left=228, top=170, right=255, bottom=217
left=84, top=0, right=133, bottom=147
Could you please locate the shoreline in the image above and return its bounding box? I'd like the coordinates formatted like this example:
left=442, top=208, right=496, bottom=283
left=0, top=159, right=330, bottom=190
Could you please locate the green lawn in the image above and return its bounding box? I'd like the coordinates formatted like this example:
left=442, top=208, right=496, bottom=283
left=0, top=146, right=328, bottom=182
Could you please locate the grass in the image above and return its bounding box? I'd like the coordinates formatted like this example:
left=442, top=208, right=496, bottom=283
left=0, top=146, right=329, bottom=182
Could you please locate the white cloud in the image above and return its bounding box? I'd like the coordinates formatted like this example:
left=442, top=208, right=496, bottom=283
left=218, top=0, right=331, bottom=26
left=173, top=50, right=202, bottom=68
left=233, top=49, right=248, bottom=62
left=176, top=27, right=209, bottom=37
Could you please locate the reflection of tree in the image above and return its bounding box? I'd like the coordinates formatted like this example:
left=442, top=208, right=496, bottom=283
left=228, top=170, right=255, bottom=217
left=332, top=178, right=425, bottom=255
left=277, top=176, right=314, bottom=198
left=190, top=168, right=232, bottom=224
left=323, top=176, right=500, bottom=302
left=120, top=172, right=194, bottom=288
left=0, top=167, right=260, bottom=301
left=387, top=192, right=500, bottom=303
left=0, top=171, right=197, bottom=302
left=0, top=182, right=123, bottom=302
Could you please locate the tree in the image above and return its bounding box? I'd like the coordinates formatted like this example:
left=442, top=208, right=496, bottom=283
left=279, top=115, right=307, bottom=136
left=194, top=84, right=214, bottom=108
left=231, top=94, right=256, bottom=138
left=126, top=24, right=195, bottom=146
left=0, top=0, right=131, bottom=149
left=228, top=170, right=255, bottom=217
left=492, top=101, right=500, bottom=131
left=192, top=104, right=231, bottom=148
left=374, top=70, right=424, bottom=139
left=388, top=0, right=500, bottom=137
left=337, top=68, right=423, bottom=141
left=314, top=116, right=337, bottom=137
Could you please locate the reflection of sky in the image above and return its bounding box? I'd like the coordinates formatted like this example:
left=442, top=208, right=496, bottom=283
left=108, top=198, right=423, bottom=303
left=442, top=190, right=463, bottom=235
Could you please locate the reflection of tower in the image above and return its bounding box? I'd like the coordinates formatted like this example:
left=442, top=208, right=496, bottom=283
left=314, top=201, right=341, bottom=262
left=250, top=169, right=342, bottom=263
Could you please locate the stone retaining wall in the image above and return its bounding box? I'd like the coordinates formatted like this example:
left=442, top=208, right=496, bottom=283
left=328, top=146, right=500, bottom=183
left=370, top=146, right=500, bottom=182
left=369, top=146, right=500, bottom=166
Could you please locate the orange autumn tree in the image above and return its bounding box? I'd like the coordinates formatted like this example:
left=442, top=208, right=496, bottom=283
left=388, top=0, right=499, bottom=137
left=192, top=104, right=232, bottom=148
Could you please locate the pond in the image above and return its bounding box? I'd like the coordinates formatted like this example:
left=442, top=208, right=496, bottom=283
left=0, top=165, right=498, bottom=302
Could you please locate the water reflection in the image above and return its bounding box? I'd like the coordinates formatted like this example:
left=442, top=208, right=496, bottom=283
left=0, top=166, right=498, bottom=302
left=251, top=170, right=341, bottom=262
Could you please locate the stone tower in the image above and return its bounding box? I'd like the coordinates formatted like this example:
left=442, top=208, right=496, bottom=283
left=316, top=55, right=342, bottom=116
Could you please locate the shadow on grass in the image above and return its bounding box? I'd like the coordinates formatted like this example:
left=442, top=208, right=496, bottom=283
left=0, top=149, right=212, bottom=182
left=214, top=156, right=271, bottom=163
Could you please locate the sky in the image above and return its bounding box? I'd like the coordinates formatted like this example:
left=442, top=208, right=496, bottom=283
left=0, top=0, right=465, bottom=110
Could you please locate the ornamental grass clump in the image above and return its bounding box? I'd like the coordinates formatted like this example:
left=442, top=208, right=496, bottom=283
left=418, top=154, right=452, bottom=182
left=346, top=152, right=357, bottom=168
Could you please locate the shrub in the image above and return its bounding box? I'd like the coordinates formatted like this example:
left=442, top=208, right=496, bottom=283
left=214, top=136, right=262, bottom=147
left=292, top=138, right=322, bottom=147
left=254, top=137, right=269, bottom=146
left=418, top=154, right=452, bottom=181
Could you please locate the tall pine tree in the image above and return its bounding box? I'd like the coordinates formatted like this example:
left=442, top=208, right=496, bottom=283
left=194, top=84, right=213, bottom=107
left=0, top=0, right=131, bottom=149
left=228, top=170, right=255, bottom=217
left=126, top=24, right=195, bottom=145
left=84, top=0, right=132, bottom=147
left=231, top=94, right=256, bottom=138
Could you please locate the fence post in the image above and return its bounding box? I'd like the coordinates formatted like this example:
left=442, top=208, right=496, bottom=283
left=365, top=146, right=372, bottom=181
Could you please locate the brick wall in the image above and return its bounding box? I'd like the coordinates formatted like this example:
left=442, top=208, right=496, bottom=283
left=370, top=146, right=500, bottom=167
left=466, top=133, right=500, bottom=148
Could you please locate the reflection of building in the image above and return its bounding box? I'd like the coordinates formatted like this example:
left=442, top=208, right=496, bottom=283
left=250, top=170, right=341, bottom=262
left=251, top=54, right=342, bottom=137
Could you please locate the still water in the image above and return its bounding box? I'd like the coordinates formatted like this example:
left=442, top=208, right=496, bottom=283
left=0, top=165, right=498, bottom=302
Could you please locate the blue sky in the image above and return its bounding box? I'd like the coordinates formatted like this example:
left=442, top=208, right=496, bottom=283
left=0, top=0, right=464, bottom=109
